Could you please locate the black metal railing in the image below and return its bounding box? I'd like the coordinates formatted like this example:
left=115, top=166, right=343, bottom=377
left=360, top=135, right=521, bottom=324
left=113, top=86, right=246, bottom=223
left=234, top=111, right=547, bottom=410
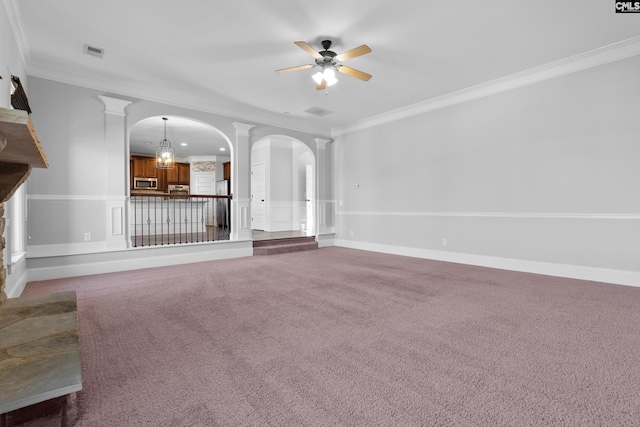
left=130, top=193, right=231, bottom=247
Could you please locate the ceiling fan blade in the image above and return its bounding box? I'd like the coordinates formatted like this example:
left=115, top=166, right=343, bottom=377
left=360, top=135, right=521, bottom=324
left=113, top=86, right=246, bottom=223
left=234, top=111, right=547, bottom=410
left=316, top=80, right=327, bottom=91
left=337, top=65, right=372, bottom=81
left=294, top=41, right=323, bottom=59
left=335, top=45, right=371, bottom=62
left=275, top=64, right=314, bottom=74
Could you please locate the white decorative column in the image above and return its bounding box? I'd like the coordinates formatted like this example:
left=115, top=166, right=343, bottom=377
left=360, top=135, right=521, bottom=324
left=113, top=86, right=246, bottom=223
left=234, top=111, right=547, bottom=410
left=99, top=96, right=132, bottom=250
left=231, top=122, right=254, bottom=241
left=315, top=137, right=333, bottom=238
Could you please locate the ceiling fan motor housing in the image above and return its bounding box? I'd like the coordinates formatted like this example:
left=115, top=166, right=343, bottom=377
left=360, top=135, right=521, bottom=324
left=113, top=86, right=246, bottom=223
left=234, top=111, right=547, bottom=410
left=318, top=40, right=337, bottom=64
left=321, top=40, right=333, bottom=50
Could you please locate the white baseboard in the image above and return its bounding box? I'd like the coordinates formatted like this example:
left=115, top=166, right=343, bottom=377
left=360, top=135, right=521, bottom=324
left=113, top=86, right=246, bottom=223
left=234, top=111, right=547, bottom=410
left=335, top=239, right=640, bottom=288
left=5, top=264, right=29, bottom=298
left=316, top=233, right=336, bottom=248
left=26, top=241, right=253, bottom=283
left=27, top=241, right=110, bottom=258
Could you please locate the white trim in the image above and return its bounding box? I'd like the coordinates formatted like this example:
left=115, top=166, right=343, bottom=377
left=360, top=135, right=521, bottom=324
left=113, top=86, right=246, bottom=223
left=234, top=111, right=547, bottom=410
left=10, top=251, right=26, bottom=265
left=3, top=0, right=30, bottom=67
left=336, top=211, right=640, bottom=220
left=315, top=137, right=331, bottom=150
left=25, top=56, right=332, bottom=137
left=332, top=36, right=640, bottom=136
left=335, top=239, right=640, bottom=288
left=26, top=241, right=253, bottom=282
left=316, top=233, right=335, bottom=248
left=98, top=95, right=132, bottom=116
left=27, top=241, right=109, bottom=258
left=27, top=194, right=127, bottom=201
left=5, top=265, right=28, bottom=298
left=233, top=122, right=255, bottom=137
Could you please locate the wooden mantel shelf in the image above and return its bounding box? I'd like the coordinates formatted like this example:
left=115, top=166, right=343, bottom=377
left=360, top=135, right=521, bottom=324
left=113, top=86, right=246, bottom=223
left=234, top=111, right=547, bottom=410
left=0, top=107, right=48, bottom=202
left=0, top=108, right=48, bottom=168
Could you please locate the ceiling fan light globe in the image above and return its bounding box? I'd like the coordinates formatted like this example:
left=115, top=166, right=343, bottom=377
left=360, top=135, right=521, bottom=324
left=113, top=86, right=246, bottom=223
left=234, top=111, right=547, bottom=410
left=323, top=67, right=338, bottom=86
left=323, top=68, right=336, bottom=80
left=312, top=71, right=324, bottom=85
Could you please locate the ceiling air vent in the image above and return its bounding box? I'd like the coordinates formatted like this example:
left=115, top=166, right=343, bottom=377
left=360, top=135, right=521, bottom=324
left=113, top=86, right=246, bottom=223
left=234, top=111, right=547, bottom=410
left=304, top=106, right=334, bottom=117
left=84, top=44, right=105, bottom=58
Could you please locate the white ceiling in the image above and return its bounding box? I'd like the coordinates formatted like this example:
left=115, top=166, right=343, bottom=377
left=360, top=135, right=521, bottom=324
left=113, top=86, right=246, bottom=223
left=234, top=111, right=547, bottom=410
left=9, top=0, right=640, bottom=153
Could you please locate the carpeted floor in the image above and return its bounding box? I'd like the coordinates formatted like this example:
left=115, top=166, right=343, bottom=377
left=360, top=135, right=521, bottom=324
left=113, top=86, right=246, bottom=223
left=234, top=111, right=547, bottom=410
left=22, top=247, right=640, bottom=426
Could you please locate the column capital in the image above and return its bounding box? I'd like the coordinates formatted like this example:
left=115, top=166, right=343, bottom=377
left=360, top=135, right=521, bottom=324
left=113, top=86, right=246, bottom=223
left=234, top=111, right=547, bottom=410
left=98, top=96, right=132, bottom=116
left=232, top=122, right=255, bottom=137
left=315, top=137, right=332, bottom=150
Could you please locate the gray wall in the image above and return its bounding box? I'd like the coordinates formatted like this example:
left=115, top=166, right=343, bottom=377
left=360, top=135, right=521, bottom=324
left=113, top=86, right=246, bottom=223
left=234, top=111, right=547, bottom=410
left=333, top=55, right=640, bottom=281
left=17, top=77, right=332, bottom=285
left=270, top=145, right=293, bottom=202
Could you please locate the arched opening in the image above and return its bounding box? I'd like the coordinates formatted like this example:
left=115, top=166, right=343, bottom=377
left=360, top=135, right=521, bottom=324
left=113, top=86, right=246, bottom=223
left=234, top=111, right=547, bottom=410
left=250, top=136, right=315, bottom=239
left=128, top=116, right=233, bottom=245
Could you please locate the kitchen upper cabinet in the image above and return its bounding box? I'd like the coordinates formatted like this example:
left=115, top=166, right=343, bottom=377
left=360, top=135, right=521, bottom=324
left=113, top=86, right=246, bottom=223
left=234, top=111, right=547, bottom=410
left=223, top=162, right=230, bottom=180
left=167, top=162, right=190, bottom=185
left=131, top=156, right=157, bottom=178
left=179, top=163, right=190, bottom=184
left=131, top=157, right=189, bottom=191
left=166, top=164, right=178, bottom=183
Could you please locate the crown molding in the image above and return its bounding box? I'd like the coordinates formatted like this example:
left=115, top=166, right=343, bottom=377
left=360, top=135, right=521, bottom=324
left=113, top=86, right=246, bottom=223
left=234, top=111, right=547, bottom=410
left=3, top=0, right=30, bottom=67
left=25, top=59, right=332, bottom=138
left=332, top=36, right=640, bottom=137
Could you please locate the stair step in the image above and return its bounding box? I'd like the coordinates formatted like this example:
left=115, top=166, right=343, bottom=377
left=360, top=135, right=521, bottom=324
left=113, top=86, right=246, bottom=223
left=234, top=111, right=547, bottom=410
left=253, top=241, right=318, bottom=256
left=252, top=236, right=316, bottom=248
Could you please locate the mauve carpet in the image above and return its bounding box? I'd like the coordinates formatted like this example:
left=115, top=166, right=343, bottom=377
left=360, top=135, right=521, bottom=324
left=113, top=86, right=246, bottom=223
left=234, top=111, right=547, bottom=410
left=22, top=247, right=640, bottom=426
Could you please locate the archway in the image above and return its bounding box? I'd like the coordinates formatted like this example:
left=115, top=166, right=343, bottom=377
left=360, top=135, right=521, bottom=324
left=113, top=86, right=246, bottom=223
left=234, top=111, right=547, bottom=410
left=128, top=116, right=233, bottom=245
left=250, top=136, right=315, bottom=238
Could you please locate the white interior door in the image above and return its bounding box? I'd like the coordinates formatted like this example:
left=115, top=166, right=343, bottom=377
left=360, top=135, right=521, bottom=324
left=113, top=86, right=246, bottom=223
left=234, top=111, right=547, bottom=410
left=305, top=164, right=313, bottom=234
left=193, top=171, right=215, bottom=195
left=251, top=163, right=265, bottom=230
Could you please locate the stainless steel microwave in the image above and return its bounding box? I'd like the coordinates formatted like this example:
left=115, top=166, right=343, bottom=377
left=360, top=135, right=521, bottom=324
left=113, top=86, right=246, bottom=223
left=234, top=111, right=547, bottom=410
left=133, top=177, right=158, bottom=190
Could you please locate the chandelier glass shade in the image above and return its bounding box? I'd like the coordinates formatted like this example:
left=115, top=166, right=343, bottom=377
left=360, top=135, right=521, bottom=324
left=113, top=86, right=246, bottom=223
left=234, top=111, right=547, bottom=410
left=156, top=117, right=175, bottom=169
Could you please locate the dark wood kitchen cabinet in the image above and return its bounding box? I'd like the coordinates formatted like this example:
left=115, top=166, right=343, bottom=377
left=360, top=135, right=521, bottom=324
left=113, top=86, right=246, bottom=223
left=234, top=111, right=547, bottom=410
left=130, top=156, right=189, bottom=192
left=131, top=156, right=157, bottom=178
left=223, top=162, right=230, bottom=180
left=166, top=162, right=190, bottom=184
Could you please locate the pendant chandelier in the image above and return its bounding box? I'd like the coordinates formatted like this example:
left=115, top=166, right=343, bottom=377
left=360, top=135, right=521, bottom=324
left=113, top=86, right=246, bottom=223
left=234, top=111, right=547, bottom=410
left=156, top=117, right=175, bottom=169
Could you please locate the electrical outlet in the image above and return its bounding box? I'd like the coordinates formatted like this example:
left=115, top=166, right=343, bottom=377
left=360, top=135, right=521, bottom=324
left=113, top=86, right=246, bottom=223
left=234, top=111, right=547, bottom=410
left=84, top=232, right=91, bottom=242
left=352, top=184, right=359, bottom=189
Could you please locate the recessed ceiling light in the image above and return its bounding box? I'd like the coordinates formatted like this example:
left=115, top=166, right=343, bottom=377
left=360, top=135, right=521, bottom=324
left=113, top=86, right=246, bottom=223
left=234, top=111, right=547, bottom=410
left=180, top=143, right=188, bottom=146
left=144, top=141, right=152, bottom=145
left=219, top=147, right=226, bottom=151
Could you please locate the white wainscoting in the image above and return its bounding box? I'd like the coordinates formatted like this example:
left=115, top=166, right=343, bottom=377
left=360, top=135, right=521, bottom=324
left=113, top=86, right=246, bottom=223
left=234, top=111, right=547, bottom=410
left=335, top=210, right=640, bottom=288
left=335, top=238, right=640, bottom=288
left=266, top=201, right=294, bottom=232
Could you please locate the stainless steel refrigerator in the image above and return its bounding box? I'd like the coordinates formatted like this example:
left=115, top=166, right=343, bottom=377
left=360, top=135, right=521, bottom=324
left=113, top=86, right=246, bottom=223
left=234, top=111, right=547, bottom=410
left=216, top=180, right=230, bottom=229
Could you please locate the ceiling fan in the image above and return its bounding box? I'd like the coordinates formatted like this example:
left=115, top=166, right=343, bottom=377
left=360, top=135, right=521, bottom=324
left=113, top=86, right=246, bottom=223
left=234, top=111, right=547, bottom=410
left=276, top=40, right=372, bottom=90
